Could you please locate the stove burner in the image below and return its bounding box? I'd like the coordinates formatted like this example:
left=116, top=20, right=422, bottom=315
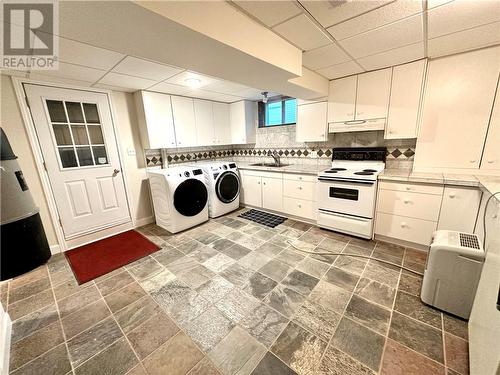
left=324, top=170, right=338, bottom=173
left=330, top=168, right=347, bottom=171
left=354, top=171, right=374, bottom=175
left=363, top=169, right=377, bottom=172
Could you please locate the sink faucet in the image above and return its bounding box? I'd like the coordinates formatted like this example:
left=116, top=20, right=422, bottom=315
left=268, top=150, right=281, bottom=166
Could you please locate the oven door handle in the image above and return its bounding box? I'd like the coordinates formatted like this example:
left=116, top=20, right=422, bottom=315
left=318, top=177, right=375, bottom=185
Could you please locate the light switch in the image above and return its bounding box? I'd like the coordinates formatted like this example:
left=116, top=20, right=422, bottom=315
left=127, top=148, right=136, bottom=156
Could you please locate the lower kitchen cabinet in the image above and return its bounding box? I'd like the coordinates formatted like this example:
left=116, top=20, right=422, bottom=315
left=438, top=186, right=482, bottom=233
left=283, top=197, right=317, bottom=220
left=262, top=177, right=283, bottom=212
left=240, top=174, right=262, bottom=207
left=375, top=212, right=437, bottom=245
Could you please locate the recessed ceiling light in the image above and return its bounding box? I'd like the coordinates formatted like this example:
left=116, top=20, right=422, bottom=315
left=185, top=77, right=202, bottom=88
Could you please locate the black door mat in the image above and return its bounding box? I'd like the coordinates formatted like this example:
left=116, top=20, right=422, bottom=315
left=238, top=209, right=287, bottom=228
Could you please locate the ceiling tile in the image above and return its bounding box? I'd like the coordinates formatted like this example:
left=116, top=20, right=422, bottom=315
left=316, top=60, right=364, bottom=80
left=182, top=90, right=225, bottom=101
left=303, top=43, right=351, bottom=70
left=427, top=0, right=500, bottom=39
left=92, top=83, right=136, bottom=93
left=97, top=72, right=156, bottom=90
left=299, top=0, right=388, bottom=28
left=273, top=14, right=331, bottom=51
left=428, top=22, right=500, bottom=57
left=112, top=56, right=183, bottom=81
left=232, top=87, right=263, bottom=98
left=58, top=37, right=125, bottom=70
left=232, top=1, right=301, bottom=27
left=164, top=71, right=219, bottom=88
left=357, top=42, right=425, bottom=70
left=202, top=80, right=250, bottom=94
left=327, top=0, right=423, bottom=41
left=338, top=13, right=423, bottom=58
left=32, top=62, right=106, bottom=83
left=29, top=73, right=93, bottom=87
left=210, top=93, right=246, bottom=103
left=427, top=0, right=453, bottom=9
left=148, top=81, right=192, bottom=96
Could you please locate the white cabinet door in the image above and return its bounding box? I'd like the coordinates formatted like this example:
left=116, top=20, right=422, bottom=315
left=386, top=60, right=426, bottom=139
left=438, top=186, right=482, bottom=233
left=171, top=96, right=197, bottom=147
left=356, top=68, right=392, bottom=120
left=240, top=174, right=262, bottom=207
left=262, top=177, right=283, bottom=212
left=213, top=102, right=231, bottom=145
left=481, top=77, right=500, bottom=171
left=135, top=91, right=176, bottom=149
left=194, top=99, right=215, bottom=146
left=415, top=47, right=500, bottom=170
left=296, top=102, right=328, bottom=142
left=328, top=75, right=357, bottom=123
left=230, top=101, right=255, bottom=144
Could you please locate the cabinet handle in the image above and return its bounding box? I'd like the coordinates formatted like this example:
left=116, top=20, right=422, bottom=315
left=405, top=187, right=411, bottom=191
left=487, top=160, right=495, bottom=164
left=449, top=193, right=456, bottom=198
left=401, top=222, right=407, bottom=228
left=470, top=160, right=476, bottom=163
left=298, top=186, right=302, bottom=190
left=493, top=214, right=498, bottom=219
left=257, top=181, right=261, bottom=185
left=404, top=199, right=410, bottom=204
left=298, top=204, right=302, bottom=208
left=298, top=177, right=302, bottom=180
left=263, top=182, right=266, bottom=185
left=388, top=130, right=394, bottom=134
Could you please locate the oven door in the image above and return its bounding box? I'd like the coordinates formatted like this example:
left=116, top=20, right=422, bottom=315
left=317, top=177, right=377, bottom=218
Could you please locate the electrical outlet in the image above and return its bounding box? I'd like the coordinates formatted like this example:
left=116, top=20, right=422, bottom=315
left=127, top=148, right=136, bottom=156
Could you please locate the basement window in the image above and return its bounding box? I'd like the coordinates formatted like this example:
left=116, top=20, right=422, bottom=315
left=258, top=96, right=297, bottom=127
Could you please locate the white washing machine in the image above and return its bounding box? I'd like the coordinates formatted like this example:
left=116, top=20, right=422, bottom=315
left=148, top=166, right=209, bottom=233
left=196, top=162, right=241, bottom=218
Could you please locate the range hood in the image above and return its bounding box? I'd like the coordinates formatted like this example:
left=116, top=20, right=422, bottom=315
left=328, top=118, right=386, bottom=133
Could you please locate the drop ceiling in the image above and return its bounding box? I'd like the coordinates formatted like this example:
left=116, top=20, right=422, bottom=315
left=231, top=0, right=500, bottom=79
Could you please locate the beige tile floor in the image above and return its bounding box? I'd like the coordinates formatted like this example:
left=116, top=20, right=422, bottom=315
left=1, top=208, right=469, bottom=375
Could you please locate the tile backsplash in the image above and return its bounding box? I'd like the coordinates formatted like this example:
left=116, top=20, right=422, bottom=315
left=146, top=125, right=416, bottom=170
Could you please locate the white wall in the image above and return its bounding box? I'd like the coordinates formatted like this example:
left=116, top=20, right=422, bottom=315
left=0, top=75, right=153, bottom=249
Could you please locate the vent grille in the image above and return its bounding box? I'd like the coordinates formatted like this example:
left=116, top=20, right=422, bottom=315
left=459, top=233, right=480, bottom=249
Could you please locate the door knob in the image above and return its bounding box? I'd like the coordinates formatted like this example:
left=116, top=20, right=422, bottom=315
left=113, top=169, right=120, bottom=174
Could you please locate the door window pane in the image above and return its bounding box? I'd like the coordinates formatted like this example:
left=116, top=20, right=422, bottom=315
left=66, top=102, right=84, bottom=123
left=59, top=147, right=78, bottom=168
left=76, top=147, right=94, bottom=166
left=83, top=103, right=100, bottom=123
left=53, top=124, right=72, bottom=145
left=92, top=146, right=108, bottom=165
left=47, top=100, right=67, bottom=122
left=88, top=125, right=104, bottom=144
left=71, top=125, right=89, bottom=145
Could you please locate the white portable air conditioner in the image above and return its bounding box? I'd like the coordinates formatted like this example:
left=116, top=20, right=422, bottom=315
left=421, top=230, right=485, bottom=319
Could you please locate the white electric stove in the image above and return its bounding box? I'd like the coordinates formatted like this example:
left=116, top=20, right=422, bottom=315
left=317, top=147, right=387, bottom=239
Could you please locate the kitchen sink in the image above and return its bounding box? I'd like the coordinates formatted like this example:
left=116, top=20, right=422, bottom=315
left=249, top=163, right=290, bottom=168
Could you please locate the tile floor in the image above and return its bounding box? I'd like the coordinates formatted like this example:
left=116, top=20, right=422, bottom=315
left=1, top=208, right=470, bottom=375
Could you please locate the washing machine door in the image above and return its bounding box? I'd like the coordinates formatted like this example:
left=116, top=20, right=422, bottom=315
left=215, top=171, right=240, bottom=204
left=173, top=179, right=208, bottom=216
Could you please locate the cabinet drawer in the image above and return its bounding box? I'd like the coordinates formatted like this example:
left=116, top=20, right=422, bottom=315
left=283, top=179, right=316, bottom=201
left=375, top=212, right=437, bottom=246
left=284, top=197, right=317, bottom=220
left=377, top=189, right=442, bottom=221
left=283, top=173, right=317, bottom=182
left=379, top=181, right=444, bottom=195
left=240, top=169, right=282, bottom=179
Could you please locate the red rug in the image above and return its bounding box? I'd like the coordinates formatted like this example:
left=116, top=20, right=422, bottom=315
left=65, top=230, right=160, bottom=284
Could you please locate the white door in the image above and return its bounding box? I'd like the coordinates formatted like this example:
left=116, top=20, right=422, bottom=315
left=262, top=177, right=283, bottom=212
left=386, top=60, right=426, bottom=139
left=171, top=96, right=197, bottom=147
left=355, top=68, right=391, bottom=120
left=213, top=102, right=231, bottom=145
left=296, top=102, right=328, bottom=142
left=24, top=84, right=131, bottom=240
left=194, top=99, right=215, bottom=146
left=328, top=75, right=356, bottom=123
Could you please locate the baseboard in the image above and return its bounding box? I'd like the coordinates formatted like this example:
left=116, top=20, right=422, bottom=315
left=134, top=216, right=154, bottom=228
left=0, top=305, right=12, bottom=375
left=50, top=244, right=61, bottom=255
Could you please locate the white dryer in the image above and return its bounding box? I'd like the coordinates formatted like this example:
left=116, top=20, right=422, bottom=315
left=148, top=166, right=209, bottom=233
left=198, top=162, right=241, bottom=218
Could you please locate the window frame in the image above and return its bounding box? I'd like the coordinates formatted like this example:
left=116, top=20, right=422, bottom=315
left=258, top=96, right=297, bottom=128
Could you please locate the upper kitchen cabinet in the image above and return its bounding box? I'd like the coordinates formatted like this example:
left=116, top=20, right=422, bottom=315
left=414, top=47, right=500, bottom=171
left=481, top=77, right=500, bottom=171
left=230, top=100, right=256, bottom=144
left=327, top=75, right=356, bottom=123
left=171, top=96, right=197, bottom=147
left=212, top=102, right=232, bottom=145
left=355, top=68, right=391, bottom=121
left=134, top=91, right=176, bottom=149
left=385, top=60, right=427, bottom=139
left=193, top=99, right=215, bottom=145
left=296, top=101, right=328, bottom=142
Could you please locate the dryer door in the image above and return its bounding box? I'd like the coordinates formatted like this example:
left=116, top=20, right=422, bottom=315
left=173, top=179, right=208, bottom=216
left=216, top=171, right=240, bottom=203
